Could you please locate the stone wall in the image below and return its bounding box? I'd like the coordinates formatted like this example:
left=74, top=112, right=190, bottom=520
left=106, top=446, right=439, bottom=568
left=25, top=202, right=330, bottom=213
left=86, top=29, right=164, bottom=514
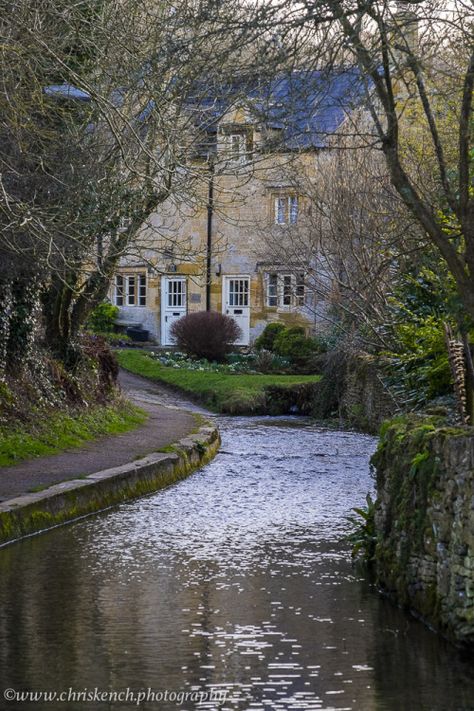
left=372, top=415, right=474, bottom=646
left=310, top=351, right=398, bottom=433
left=341, top=353, right=398, bottom=433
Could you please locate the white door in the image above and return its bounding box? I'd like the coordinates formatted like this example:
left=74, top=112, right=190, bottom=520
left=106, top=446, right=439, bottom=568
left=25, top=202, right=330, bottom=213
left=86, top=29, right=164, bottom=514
left=223, top=276, right=250, bottom=346
left=161, top=277, right=187, bottom=345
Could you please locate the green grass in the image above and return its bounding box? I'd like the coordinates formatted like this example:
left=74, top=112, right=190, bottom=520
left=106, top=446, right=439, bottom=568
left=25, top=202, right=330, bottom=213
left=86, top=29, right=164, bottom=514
left=117, top=349, right=321, bottom=414
left=0, top=401, right=147, bottom=468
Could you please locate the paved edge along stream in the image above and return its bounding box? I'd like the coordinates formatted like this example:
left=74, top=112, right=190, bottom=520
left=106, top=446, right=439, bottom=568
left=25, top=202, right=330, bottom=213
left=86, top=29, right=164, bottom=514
left=0, top=422, right=220, bottom=547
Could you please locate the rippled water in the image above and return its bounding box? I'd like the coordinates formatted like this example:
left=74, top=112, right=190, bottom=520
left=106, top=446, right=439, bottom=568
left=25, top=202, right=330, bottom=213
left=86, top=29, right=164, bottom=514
left=0, top=417, right=472, bottom=711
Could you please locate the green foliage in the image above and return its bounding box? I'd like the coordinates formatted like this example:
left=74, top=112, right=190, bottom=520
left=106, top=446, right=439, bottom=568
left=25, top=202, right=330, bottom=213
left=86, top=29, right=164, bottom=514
left=85, top=302, right=119, bottom=334
left=253, top=348, right=290, bottom=373
left=0, top=401, right=146, bottom=467
left=151, top=349, right=290, bottom=375
left=273, top=326, right=320, bottom=366
left=381, top=252, right=471, bottom=409
left=345, top=493, right=377, bottom=564
left=254, top=322, right=286, bottom=351
left=0, top=382, right=14, bottom=407
left=92, top=331, right=132, bottom=345
left=116, top=349, right=321, bottom=415
left=383, top=315, right=452, bottom=407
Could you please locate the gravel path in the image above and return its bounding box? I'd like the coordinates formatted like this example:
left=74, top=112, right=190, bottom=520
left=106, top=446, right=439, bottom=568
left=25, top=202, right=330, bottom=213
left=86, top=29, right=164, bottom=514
left=0, top=370, right=207, bottom=502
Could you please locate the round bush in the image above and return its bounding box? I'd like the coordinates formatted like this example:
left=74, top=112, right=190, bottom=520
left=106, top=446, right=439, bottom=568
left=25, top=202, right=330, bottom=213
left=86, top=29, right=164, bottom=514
left=170, top=311, right=242, bottom=361
left=273, top=326, right=318, bottom=365
left=254, top=322, right=286, bottom=351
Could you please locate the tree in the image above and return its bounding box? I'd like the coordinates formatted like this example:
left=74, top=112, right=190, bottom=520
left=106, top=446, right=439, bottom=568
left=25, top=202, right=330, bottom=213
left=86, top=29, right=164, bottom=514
left=256, top=135, right=423, bottom=348
left=0, top=0, right=273, bottom=366
left=234, top=0, right=474, bottom=319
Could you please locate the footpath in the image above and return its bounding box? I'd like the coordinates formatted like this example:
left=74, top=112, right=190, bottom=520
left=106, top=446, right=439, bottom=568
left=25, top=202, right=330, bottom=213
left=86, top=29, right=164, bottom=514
left=0, top=370, right=220, bottom=545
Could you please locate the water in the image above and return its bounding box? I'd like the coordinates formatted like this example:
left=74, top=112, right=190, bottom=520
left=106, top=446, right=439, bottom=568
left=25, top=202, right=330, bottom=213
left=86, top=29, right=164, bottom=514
left=0, top=416, right=472, bottom=711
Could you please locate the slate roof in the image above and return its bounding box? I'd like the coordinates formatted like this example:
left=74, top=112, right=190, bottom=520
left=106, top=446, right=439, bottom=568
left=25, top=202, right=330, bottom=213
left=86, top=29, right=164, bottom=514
left=189, top=67, right=368, bottom=150
left=260, top=68, right=368, bottom=149
left=44, top=68, right=368, bottom=150
left=43, top=83, right=91, bottom=102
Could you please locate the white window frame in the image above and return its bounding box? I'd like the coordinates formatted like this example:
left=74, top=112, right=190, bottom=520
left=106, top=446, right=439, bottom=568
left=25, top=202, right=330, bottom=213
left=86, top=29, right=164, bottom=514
left=227, top=277, right=249, bottom=307
left=265, top=272, right=305, bottom=308
left=166, top=278, right=186, bottom=308
left=274, top=194, right=299, bottom=225
left=114, top=273, right=147, bottom=307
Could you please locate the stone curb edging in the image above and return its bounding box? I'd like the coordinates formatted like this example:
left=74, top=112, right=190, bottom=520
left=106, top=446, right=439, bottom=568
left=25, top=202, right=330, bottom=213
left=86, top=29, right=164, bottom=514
left=0, top=423, right=220, bottom=547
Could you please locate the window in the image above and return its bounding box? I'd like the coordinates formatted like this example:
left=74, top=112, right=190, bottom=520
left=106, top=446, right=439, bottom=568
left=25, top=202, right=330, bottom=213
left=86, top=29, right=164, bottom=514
left=282, top=275, right=292, bottom=306
left=167, top=279, right=186, bottom=308
left=114, top=273, right=146, bottom=307
left=228, top=278, right=249, bottom=307
left=226, top=131, right=252, bottom=163
left=229, top=134, right=244, bottom=162
left=266, top=272, right=305, bottom=308
left=295, top=272, right=305, bottom=306
left=115, top=275, right=124, bottom=306
left=274, top=195, right=298, bottom=225
left=267, top=273, right=278, bottom=307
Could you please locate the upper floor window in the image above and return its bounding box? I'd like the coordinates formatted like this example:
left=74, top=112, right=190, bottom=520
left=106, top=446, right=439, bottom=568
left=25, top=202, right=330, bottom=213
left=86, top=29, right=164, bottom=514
left=229, top=134, right=244, bottom=162
left=274, top=195, right=298, bottom=225
left=114, top=273, right=146, bottom=307
left=223, top=129, right=253, bottom=163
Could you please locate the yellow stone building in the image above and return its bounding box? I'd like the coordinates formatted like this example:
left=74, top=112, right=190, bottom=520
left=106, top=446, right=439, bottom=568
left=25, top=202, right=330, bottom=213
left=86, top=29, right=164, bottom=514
left=111, top=73, right=361, bottom=345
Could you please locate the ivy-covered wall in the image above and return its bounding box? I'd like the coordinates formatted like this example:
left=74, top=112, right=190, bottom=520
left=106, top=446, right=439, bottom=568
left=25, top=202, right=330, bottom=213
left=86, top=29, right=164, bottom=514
left=341, top=354, right=397, bottom=433
left=309, top=352, right=398, bottom=431
left=372, top=415, right=474, bottom=646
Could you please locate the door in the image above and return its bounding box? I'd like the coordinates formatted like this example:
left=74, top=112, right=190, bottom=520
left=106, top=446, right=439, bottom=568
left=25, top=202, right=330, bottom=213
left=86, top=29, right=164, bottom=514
left=161, top=277, right=187, bottom=345
left=223, top=276, right=250, bottom=345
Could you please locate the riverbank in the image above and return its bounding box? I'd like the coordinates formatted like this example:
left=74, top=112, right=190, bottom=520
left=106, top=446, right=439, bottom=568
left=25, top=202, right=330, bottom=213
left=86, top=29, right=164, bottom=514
left=0, top=372, right=220, bottom=546
left=0, top=398, right=146, bottom=468
left=116, top=348, right=322, bottom=414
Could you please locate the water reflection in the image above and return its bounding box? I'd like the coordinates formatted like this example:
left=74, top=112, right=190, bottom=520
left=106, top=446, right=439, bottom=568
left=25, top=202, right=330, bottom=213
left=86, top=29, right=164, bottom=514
left=0, top=418, right=472, bottom=710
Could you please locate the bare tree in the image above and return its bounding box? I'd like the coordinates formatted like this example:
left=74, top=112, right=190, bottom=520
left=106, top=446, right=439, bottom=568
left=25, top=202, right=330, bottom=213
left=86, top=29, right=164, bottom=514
left=257, top=137, right=423, bottom=347
left=0, top=0, right=274, bottom=365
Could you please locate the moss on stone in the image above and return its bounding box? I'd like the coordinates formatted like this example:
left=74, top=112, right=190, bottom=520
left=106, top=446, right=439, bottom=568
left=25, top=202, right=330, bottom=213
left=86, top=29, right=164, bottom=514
left=372, top=413, right=474, bottom=646
left=0, top=426, right=220, bottom=547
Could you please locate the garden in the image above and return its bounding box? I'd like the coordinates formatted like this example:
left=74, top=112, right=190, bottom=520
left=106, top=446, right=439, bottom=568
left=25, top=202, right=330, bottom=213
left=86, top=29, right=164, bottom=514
left=116, top=315, right=324, bottom=415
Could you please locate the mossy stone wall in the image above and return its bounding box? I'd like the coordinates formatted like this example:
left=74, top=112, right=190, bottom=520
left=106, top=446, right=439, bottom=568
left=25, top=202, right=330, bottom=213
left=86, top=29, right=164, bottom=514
left=309, top=352, right=397, bottom=432
left=341, top=354, right=397, bottom=433
left=372, top=415, right=474, bottom=646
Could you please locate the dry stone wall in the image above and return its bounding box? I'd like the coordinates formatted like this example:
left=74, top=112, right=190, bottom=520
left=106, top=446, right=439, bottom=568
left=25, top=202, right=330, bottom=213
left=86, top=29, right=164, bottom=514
left=372, top=416, right=474, bottom=646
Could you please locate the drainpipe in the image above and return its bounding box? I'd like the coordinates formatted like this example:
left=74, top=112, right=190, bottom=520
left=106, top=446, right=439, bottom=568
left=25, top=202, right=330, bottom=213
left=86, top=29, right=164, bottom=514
left=206, top=157, right=214, bottom=311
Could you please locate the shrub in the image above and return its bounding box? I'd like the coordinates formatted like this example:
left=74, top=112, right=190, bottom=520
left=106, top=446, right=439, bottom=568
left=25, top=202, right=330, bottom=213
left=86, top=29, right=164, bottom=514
left=170, top=311, right=242, bottom=362
left=86, top=302, right=119, bottom=333
left=95, top=331, right=132, bottom=346
left=254, top=348, right=290, bottom=373
left=254, top=322, right=286, bottom=351
left=273, top=326, right=319, bottom=366
left=82, top=334, right=119, bottom=393
left=345, top=493, right=377, bottom=565
left=382, top=316, right=452, bottom=408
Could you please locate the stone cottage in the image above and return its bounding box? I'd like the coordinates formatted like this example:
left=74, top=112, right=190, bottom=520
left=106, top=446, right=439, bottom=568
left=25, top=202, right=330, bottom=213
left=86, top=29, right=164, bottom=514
left=111, top=70, right=365, bottom=345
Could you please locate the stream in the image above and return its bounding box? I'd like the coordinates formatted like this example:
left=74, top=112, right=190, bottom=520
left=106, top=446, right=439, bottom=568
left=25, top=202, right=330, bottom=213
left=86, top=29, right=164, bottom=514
left=0, top=414, right=472, bottom=710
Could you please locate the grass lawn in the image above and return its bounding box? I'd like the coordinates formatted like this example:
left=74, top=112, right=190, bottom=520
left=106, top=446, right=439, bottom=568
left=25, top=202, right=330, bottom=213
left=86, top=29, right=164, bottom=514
left=0, top=400, right=147, bottom=468
left=117, top=349, right=321, bottom=414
